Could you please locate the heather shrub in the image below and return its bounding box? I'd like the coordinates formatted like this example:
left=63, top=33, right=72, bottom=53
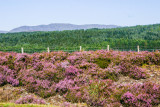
left=149, top=52, right=160, bottom=65
left=65, top=66, right=81, bottom=79
left=110, top=84, right=129, bottom=103
left=85, top=79, right=114, bottom=106
left=18, top=69, right=57, bottom=98
left=130, top=52, right=150, bottom=66
left=15, top=95, right=46, bottom=104
left=79, top=61, right=97, bottom=70
left=60, top=61, right=70, bottom=69
left=94, top=58, right=111, bottom=69
left=67, top=55, right=80, bottom=65
left=121, top=91, right=137, bottom=107
left=136, top=94, right=152, bottom=107
left=102, top=64, right=121, bottom=81
left=67, top=52, right=89, bottom=65
left=128, top=51, right=160, bottom=66
left=65, top=75, right=91, bottom=103
left=65, top=79, right=114, bottom=106
left=4, top=55, right=16, bottom=70
left=102, top=71, right=118, bottom=81
left=0, top=73, right=5, bottom=86
left=33, top=62, right=44, bottom=71
left=14, top=54, right=32, bottom=71
left=0, top=56, right=8, bottom=65
left=82, top=64, right=102, bottom=79
left=55, top=78, right=75, bottom=95
left=0, top=65, right=19, bottom=86
left=121, top=82, right=160, bottom=106
left=121, top=92, right=153, bottom=107
left=35, top=62, right=64, bottom=83
left=35, top=51, right=68, bottom=62
left=128, top=66, right=149, bottom=79
left=65, top=88, right=85, bottom=103
left=6, top=76, right=19, bottom=86
left=120, top=62, right=149, bottom=79
left=53, top=51, right=68, bottom=61
left=135, top=82, right=160, bottom=105
left=16, top=54, right=30, bottom=62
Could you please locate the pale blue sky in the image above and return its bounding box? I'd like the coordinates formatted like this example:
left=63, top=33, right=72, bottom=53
left=0, top=0, right=160, bottom=30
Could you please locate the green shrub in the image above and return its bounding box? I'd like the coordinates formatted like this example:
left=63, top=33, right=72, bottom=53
left=94, top=58, right=111, bottom=69
left=103, top=71, right=119, bottom=81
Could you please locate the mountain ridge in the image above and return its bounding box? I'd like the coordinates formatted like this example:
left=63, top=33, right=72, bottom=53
left=0, top=30, right=8, bottom=33
left=9, top=23, right=119, bottom=33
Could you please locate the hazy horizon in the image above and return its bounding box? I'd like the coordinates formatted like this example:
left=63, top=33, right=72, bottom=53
left=0, top=0, right=160, bottom=31
left=1, top=23, right=160, bottom=32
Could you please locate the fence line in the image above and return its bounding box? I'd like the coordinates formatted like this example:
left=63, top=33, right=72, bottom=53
left=0, top=45, right=160, bottom=53
left=21, top=47, right=24, bottom=54
left=47, top=47, right=50, bottom=53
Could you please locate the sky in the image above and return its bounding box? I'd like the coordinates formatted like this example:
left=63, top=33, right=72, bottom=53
left=0, top=0, right=160, bottom=31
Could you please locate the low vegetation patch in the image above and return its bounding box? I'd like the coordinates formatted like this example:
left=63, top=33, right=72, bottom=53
left=0, top=50, right=160, bottom=106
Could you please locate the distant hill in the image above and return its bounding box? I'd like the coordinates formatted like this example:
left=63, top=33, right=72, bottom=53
left=0, top=31, right=8, bottom=33
left=10, top=23, right=119, bottom=32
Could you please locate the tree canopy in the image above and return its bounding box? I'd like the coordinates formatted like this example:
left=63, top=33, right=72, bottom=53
left=0, top=24, right=160, bottom=53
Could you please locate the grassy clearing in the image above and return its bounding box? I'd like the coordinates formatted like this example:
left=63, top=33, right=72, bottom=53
left=0, top=103, right=58, bottom=107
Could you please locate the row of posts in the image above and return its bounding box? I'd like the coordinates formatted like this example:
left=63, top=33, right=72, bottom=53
left=74, top=45, right=139, bottom=52
left=21, top=45, right=140, bottom=54
left=79, top=45, right=110, bottom=51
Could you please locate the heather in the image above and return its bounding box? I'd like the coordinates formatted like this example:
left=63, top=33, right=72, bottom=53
left=15, top=95, right=46, bottom=104
left=0, top=50, right=160, bottom=106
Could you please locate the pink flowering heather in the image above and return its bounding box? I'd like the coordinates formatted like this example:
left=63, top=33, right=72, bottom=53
left=120, top=62, right=149, bottom=79
left=15, top=95, right=46, bottom=104
left=0, top=50, right=159, bottom=106
left=0, top=73, right=5, bottom=85
left=121, top=91, right=137, bottom=106
left=0, top=65, right=19, bottom=86
left=65, top=66, right=81, bottom=79
left=55, top=78, right=75, bottom=94
left=61, top=102, right=71, bottom=107
left=121, top=82, right=160, bottom=107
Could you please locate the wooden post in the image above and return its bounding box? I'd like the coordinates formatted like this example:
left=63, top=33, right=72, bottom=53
left=137, top=45, right=139, bottom=52
left=21, top=47, right=24, bottom=54
left=107, top=45, right=109, bottom=51
left=80, top=46, right=82, bottom=51
left=47, top=47, right=50, bottom=53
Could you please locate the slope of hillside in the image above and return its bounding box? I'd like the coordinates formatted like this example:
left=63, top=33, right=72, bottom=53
left=0, top=31, right=8, bottom=33
left=10, top=23, right=119, bottom=32
left=0, top=24, right=160, bottom=53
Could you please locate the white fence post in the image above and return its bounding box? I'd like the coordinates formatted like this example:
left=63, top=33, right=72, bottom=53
left=80, top=46, right=82, bottom=51
left=107, top=45, right=110, bottom=51
left=21, top=47, right=24, bottom=54
left=47, top=47, right=50, bottom=53
left=137, top=45, right=140, bottom=52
